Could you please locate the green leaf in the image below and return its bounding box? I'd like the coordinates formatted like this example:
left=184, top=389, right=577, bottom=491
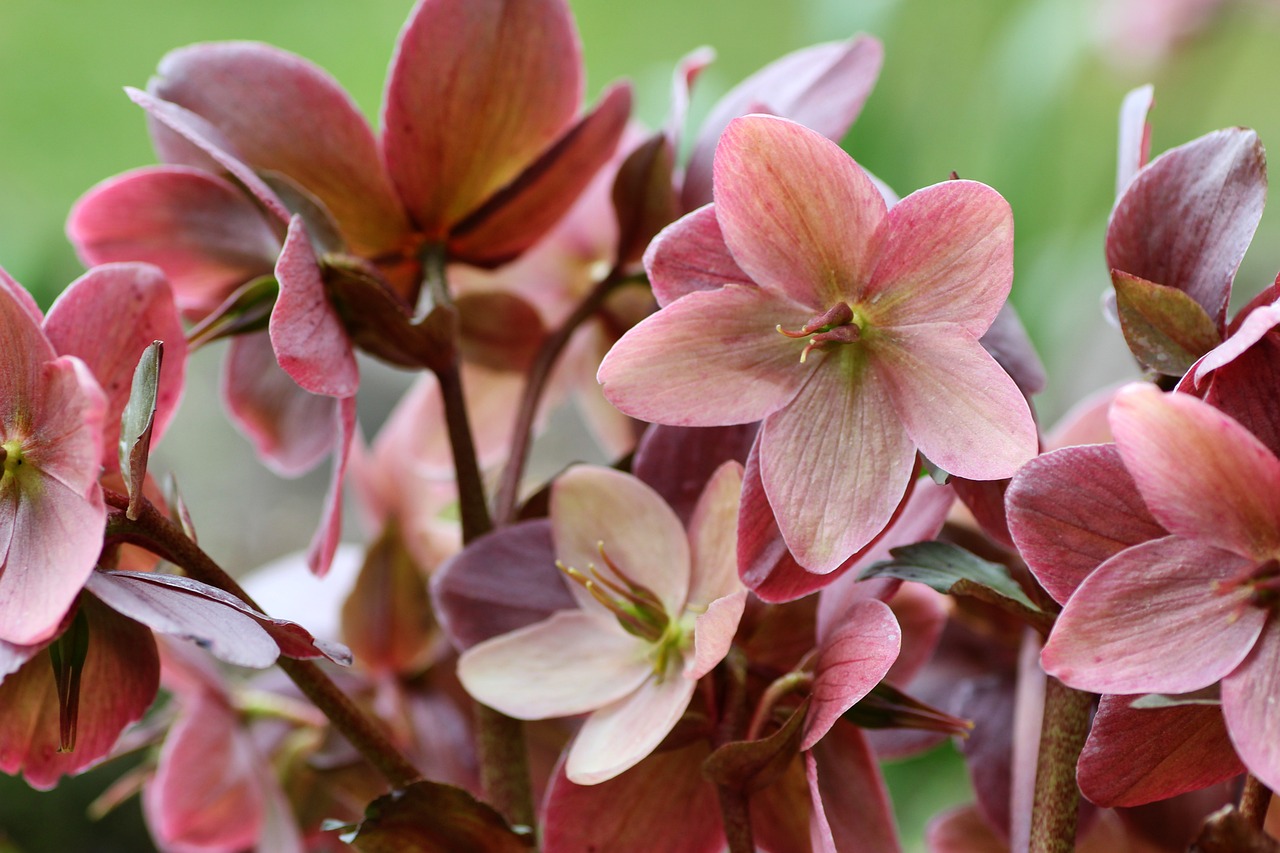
left=118, top=341, right=162, bottom=519
left=859, top=541, right=1042, bottom=615
left=348, top=780, right=531, bottom=853
left=1112, top=271, right=1222, bottom=376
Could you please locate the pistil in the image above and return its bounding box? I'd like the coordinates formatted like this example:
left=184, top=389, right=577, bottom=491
left=776, top=302, right=864, bottom=363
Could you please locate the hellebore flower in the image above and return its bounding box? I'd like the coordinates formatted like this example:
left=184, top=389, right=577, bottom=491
left=1041, top=383, right=1280, bottom=791
left=457, top=463, right=745, bottom=784
left=599, top=115, right=1036, bottom=572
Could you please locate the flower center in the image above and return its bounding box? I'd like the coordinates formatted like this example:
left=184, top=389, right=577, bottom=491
left=559, top=542, right=670, bottom=643
left=0, top=440, right=25, bottom=479
left=1214, top=558, right=1280, bottom=615
left=776, top=301, right=867, bottom=363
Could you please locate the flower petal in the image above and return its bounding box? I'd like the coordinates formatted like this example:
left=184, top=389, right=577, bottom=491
left=1110, top=383, right=1280, bottom=559
left=1115, top=84, right=1153, bottom=196
left=382, top=0, right=582, bottom=234
left=304, top=394, right=355, bottom=577
left=760, top=356, right=915, bottom=573
left=567, top=669, right=698, bottom=784
left=865, top=181, right=1013, bottom=337
left=687, top=591, right=747, bottom=681
left=807, top=723, right=901, bottom=853
left=644, top=204, right=752, bottom=308
left=456, top=610, right=649, bottom=720
left=803, top=598, right=901, bottom=750
left=1042, top=536, right=1266, bottom=695
left=871, top=324, right=1037, bottom=480
left=686, top=461, right=744, bottom=608
left=713, top=115, right=885, bottom=307
left=1221, top=621, right=1280, bottom=792
left=552, top=466, right=690, bottom=615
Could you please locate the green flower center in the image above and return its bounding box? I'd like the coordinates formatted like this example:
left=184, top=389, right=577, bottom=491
left=559, top=542, right=671, bottom=643
left=1, top=440, right=26, bottom=479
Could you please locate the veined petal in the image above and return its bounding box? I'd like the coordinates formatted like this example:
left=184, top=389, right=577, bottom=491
left=686, top=591, right=746, bottom=681
left=1042, top=536, right=1266, bottom=695
left=456, top=610, right=649, bottom=720
left=1221, top=620, right=1280, bottom=792
left=598, top=284, right=810, bottom=427
left=151, top=41, right=411, bottom=256
left=713, top=115, right=885, bottom=307
left=807, top=724, right=901, bottom=853
left=552, top=466, right=690, bottom=616
left=803, top=599, right=901, bottom=750
left=760, top=354, right=915, bottom=573
left=870, top=324, right=1036, bottom=480
left=1111, top=383, right=1280, bottom=560
left=567, top=670, right=698, bottom=784
left=644, top=204, right=752, bottom=308
left=864, top=181, right=1013, bottom=336
left=382, top=0, right=582, bottom=235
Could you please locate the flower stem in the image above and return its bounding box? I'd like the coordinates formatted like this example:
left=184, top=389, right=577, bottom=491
left=1028, top=677, right=1093, bottom=853
left=716, top=648, right=755, bottom=853
left=492, top=271, right=629, bottom=524
left=102, top=491, right=423, bottom=789
left=1240, top=773, right=1273, bottom=831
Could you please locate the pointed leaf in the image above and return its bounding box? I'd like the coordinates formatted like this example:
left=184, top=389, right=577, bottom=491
left=350, top=779, right=530, bottom=852
left=611, top=131, right=679, bottom=267
left=703, top=698, right=809, bottom=794
left=860, top=541, right=1043, bottom=616
left=1113, top=271, right=1221, bottom=375
left=119, top=342, right=162, bottom=517
left=340, top=522, right=437, bottom=675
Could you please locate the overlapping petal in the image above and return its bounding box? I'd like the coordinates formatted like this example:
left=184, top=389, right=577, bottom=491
left=644, top=204, right=752, bottom=308
left=1221, top=621, right=1280, bottom=791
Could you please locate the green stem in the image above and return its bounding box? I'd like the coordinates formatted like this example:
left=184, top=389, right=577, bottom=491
left=492, top=271, right=627, bottom=524
left=103, top=492, right=422, bottom=789
left=1028, top=677, right=1093, bottom=853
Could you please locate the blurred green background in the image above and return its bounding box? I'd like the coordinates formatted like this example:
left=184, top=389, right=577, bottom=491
left=2, top=0, right=1279, bottom=850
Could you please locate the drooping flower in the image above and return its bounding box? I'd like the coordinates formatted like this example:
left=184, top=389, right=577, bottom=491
left=457, top=463, right=745, bottom=784
left=1040, top=383, right=1280, bottom=791
left=599, top=114, right=1036, bottom=572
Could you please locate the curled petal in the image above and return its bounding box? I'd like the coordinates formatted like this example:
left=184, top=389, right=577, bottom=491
left=803, top=598, right=901, bottom=750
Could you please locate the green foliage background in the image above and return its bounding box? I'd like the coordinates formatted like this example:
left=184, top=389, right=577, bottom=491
left=1, top=0, right=1278, bottom=849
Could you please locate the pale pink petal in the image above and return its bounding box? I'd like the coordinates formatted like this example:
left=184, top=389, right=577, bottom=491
left=151, top=41, right=410, bottom=256
left=632, top=423, right=757, bottom=525
left=457, top=610, right=650, bottom=719
left=304, top=394, right=355, bottom=577
left=807, top=724, right=902, bottom=853
left=871, top=324, right=1037, bottom=479
left=67, top=166, right=280, bottom=317
left=1116, top=84, right=1154, bottom=195
left=449, top=82, right=632, bottom=266
left=1110, top=383, right=1280, bottom=559
left=222, top=332, right=336, bottom=477
left=1042, top=536, right=1266, bottom=694
left=382, top=0, right=582, bottom=234
left=1043, top=383, right=1119, bottom=448
left=567, top=669, right=698, bottom=784
left=865, top=182, right=1013, bottom=337
left=44, top=263, right=188, bottom=464
left=0, top=638, right=40, bottom=679
left=979, top=302, right=1046, bottom=397
left=1221, top=621, right=1280, bottom=792
left=598, top=284, right=811, bottom=427
left=760, top=358, right=915, bottom=573
left=0, top=267, right=45, bottom=326
left=685, top=461, right=744, bottom=607
left=551, top=466, right=690, bottom=615
left=686, top=590, right=747, bottom=681
left=1191, top=298, right=1280, bottom=385
left=713, top=115, right=885, bottom=307
left=683, top=36, right=883, bottom=210
left=803, top=599, right=901, bottom=750
left=270, top=217, right=358, bottom=398
left=1006, top=443, right=1166, bottom=606
left=643, top=205, right=752, bottom=308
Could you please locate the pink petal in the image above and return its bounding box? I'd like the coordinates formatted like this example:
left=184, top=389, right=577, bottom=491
left=1078, top=693, right=1243, bottom=807
left=43, top=263, right=188, bottom=465
left=456, top=610, right=650, bottom=719
left=632, top=423, right=758, bottom=525
left=865, top=181, right=1014, bottom=337
left=807, top=724, right=901, bottom=853
left=760, top=358, right=915, bottom=573
left=713, top=115, right=885, bottom=307
left=0, top=638, right=40, bottom=679
left=1191, top=298, right=1280, bottom=385
left=803, top=599, right=901, bottom=750
left=542, top=742, right=723, bottom=853
left=270, top=217, right=358, bottom=398
left=1110, top=383, right=1280, bottom=559
left=567, top=669, right=698, bottom=784
left=598, top=284, right=810, bottom=427
left=222, top=332, right=337, bottom=477
left=871, top=324, right=1037, bottom=479
left=687, top=591, right=747, bottom=681
left=1042, top=536, right=1266, bottom=694
left=1221, top=620, right=1280, bottom=791
left=151, top=41, right=410, bottom=257
left=686, top=461, right=744, bottom=607
left=1006, top=443, right=1166, bottom=606
left=644, top=204, right=752, bottom=308
left=304, top=394, right=355, bottom=577
left=1106, top=127, right=1266, bottom=325
left=382, top=0, right=582, bottom=235
left=683, top=36, right=883, bottom=210
left=0, top=596, right=159, bottom=790
left=925, top=805, right=1006, bottom=853
left=1116, top=84, right=1154, bottom=195
left=448, top=82, right=632, bottom=266
left=979, top=302, right=1047, bottom=397
left=67, top=166, right=281, bottom=317
left=0, top=267, right=45, bottom=326
left=551, top=466, right=690, bottom=615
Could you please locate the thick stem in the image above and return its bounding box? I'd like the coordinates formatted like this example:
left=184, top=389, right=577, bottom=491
left=103, top=492, right=422, bottom=789
left=492, top=272, right=626, bottom=524
left=715, top=649, right=754, bottom=853
left=1028, top=678, right=1093, bottom=853
left=1240, top=774, right=1273, bottom=831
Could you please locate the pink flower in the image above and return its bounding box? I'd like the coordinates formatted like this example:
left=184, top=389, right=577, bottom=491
left=1041, top=383, right=1280, bottom=791
left=457, top=463, right=745, bottom=784
left=599, top=114, right=1036, bottom=572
